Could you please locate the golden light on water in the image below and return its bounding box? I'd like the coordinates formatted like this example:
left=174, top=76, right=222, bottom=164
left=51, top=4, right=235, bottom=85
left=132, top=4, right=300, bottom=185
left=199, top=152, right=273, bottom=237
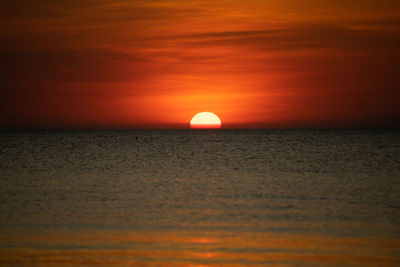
left=1, top=229, right=398, bottom=266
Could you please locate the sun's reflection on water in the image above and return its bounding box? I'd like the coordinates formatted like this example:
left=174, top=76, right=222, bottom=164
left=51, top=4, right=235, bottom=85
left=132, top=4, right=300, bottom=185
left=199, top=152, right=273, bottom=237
left=1, top=229, right=399, bottom=266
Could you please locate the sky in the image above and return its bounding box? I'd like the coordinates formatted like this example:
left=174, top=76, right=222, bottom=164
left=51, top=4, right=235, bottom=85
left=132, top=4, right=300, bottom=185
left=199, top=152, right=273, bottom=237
left=1, top=0, right=399, bottom=129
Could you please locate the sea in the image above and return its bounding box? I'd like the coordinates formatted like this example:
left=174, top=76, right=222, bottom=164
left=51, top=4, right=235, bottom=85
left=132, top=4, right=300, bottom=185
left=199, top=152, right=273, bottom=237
left=0, top=129, right=399, bottom=266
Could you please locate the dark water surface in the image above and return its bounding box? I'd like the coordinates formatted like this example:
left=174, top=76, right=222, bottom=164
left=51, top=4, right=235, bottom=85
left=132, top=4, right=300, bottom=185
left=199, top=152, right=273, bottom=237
left=1, top=129, right=399, bottom=266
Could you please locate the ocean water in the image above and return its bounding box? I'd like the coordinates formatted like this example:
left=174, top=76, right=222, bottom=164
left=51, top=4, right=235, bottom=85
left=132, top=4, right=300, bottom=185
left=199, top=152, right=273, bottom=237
left=0, top=129, right=399, bottom=266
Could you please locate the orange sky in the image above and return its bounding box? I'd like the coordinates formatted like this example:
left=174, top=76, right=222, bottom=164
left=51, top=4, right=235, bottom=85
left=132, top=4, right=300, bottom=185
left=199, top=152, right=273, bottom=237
left=1, top=0, right=399, bottom=128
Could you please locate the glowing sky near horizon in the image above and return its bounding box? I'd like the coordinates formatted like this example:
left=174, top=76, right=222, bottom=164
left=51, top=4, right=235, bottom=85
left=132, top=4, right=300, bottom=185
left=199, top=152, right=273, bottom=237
left=1, top=0, right=399, bottom=128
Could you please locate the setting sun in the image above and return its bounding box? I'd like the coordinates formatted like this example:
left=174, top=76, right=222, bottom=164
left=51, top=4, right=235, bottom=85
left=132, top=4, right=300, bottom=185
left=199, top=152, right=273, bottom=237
left=190, top=112, right=221, bottom=129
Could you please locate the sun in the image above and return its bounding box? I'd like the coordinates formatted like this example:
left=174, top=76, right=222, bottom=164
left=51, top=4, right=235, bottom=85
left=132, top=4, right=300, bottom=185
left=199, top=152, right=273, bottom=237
left=190, top=112, right=221, bottom=129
